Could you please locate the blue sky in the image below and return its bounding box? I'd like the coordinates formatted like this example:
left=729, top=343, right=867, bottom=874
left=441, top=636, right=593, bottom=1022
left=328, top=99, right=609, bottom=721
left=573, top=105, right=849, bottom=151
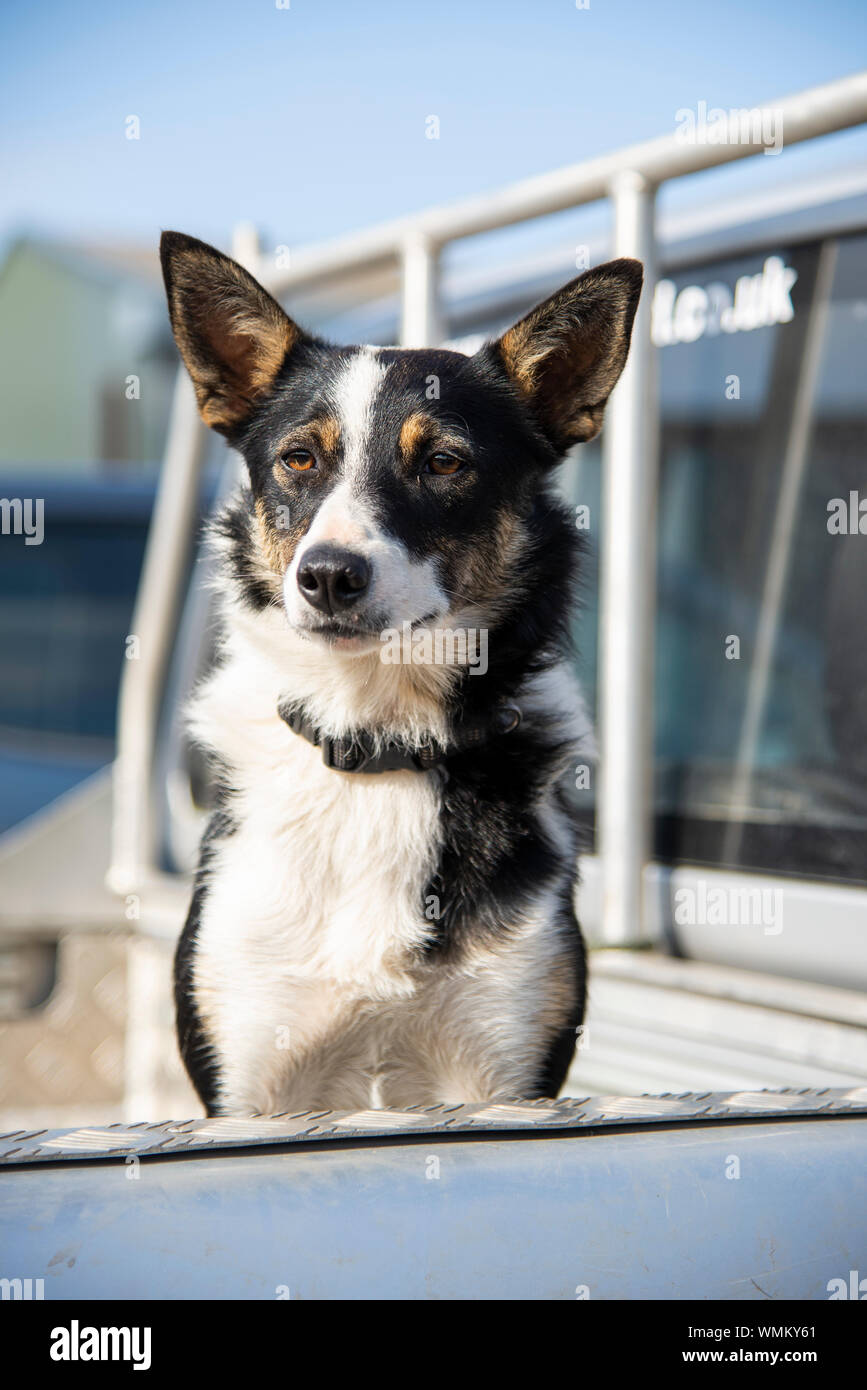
left=1, top=0, right=866, bottom=258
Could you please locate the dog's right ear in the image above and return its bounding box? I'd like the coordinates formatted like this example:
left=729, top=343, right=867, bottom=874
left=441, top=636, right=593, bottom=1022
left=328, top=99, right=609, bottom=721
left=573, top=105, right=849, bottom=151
left=487, top=257, right=643, bottom=453
left=160, top=231, right=309, bottom=435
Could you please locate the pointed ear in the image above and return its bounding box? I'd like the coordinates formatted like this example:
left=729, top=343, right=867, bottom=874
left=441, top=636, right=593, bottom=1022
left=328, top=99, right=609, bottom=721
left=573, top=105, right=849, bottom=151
left=160, top=231, right=305, bottom=434
left=489, top=258, right=643, bottom=451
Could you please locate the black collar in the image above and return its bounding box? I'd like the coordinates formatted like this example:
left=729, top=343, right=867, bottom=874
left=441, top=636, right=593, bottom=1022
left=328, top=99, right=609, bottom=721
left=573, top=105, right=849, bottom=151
left=278, top=698, right=521, bottom=775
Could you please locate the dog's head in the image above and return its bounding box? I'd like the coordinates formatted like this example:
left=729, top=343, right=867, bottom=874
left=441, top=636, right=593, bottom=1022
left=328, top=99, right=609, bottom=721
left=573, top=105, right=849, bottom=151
left=160, top=232, right=641, bottom=657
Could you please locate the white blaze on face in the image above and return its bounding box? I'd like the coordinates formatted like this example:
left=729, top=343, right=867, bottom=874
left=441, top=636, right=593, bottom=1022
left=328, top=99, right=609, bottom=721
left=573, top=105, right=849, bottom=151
left=335, top=347, right=390, bottom=487
left=282, top=347, right=448, bottom=634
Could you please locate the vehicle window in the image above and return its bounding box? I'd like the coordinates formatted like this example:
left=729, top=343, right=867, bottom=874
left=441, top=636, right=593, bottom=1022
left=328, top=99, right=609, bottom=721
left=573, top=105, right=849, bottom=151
left=565, top=233, right=867, bottom=885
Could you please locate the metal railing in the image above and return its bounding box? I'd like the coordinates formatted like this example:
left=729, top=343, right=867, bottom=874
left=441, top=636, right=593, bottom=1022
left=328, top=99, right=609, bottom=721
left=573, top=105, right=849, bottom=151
left=109, top=72, right=867, bottom=946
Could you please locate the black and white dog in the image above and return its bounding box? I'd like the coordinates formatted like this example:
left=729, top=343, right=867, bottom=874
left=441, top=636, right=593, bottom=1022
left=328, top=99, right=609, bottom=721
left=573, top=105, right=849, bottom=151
left=159, top=232, right=642, bottom=1116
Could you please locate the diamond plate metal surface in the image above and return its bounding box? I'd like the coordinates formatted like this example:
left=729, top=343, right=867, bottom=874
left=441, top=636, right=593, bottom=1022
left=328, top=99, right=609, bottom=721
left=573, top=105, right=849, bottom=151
left=1, top=1086, right=865, bottom=1166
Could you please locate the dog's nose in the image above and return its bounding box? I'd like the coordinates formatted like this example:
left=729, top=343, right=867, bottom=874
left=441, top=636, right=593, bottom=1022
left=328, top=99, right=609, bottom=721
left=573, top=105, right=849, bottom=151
left=296, top=545, right=371, bottom=615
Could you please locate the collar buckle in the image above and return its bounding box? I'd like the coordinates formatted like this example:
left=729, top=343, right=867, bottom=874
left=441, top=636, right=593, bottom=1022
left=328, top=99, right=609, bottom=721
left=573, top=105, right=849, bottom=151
left=320, top=733, right=372, bottom=773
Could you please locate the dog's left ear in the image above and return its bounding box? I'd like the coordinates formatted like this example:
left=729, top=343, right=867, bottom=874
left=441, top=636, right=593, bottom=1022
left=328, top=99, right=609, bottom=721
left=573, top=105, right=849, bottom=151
left=160, top=231, right=310, bottom=435
left=488, top=258, right=643, bottom=452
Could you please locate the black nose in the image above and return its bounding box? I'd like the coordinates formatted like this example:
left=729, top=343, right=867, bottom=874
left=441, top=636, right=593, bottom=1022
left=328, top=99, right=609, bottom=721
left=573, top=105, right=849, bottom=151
left=297, top=545, right=371, bottom=615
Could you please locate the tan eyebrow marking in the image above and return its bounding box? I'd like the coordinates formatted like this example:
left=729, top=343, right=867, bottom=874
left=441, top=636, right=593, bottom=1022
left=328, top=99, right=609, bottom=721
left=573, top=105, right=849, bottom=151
left=312, top=414, right=341, bottom=455
left=399, top=411, right=470, bottom=465
left=399, top=411, right=437, bottom=460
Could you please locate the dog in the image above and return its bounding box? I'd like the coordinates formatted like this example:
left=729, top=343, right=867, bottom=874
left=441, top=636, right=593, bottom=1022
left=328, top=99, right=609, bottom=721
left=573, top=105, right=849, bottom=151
left=159, top=231, right=642, bottom=1116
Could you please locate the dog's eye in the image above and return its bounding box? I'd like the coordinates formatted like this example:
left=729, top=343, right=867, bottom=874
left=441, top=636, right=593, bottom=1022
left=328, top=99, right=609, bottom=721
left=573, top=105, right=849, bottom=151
left=281, top=449, right=316, bottom=472
left=426, top=453, right=464, bottom=476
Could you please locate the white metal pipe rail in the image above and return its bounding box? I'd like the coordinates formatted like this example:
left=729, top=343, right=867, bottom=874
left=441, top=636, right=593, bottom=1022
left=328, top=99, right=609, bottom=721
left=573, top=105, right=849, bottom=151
left=110, top=72, right=867, bottom=946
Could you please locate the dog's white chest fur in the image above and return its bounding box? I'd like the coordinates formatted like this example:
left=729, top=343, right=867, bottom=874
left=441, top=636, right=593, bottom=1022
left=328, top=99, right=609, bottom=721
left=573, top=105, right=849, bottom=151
left=204, top=744, right=440, bottom=981
left=188, top=612, right=452, bottom=1111
left=186, top=602, right=585, bottom=1116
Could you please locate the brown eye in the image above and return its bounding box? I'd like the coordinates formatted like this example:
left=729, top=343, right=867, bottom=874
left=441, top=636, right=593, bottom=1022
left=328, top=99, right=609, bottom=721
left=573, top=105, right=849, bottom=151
left=282, top=449, right=316, bottom=472
left=426, top=453, right=464, bottom=476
